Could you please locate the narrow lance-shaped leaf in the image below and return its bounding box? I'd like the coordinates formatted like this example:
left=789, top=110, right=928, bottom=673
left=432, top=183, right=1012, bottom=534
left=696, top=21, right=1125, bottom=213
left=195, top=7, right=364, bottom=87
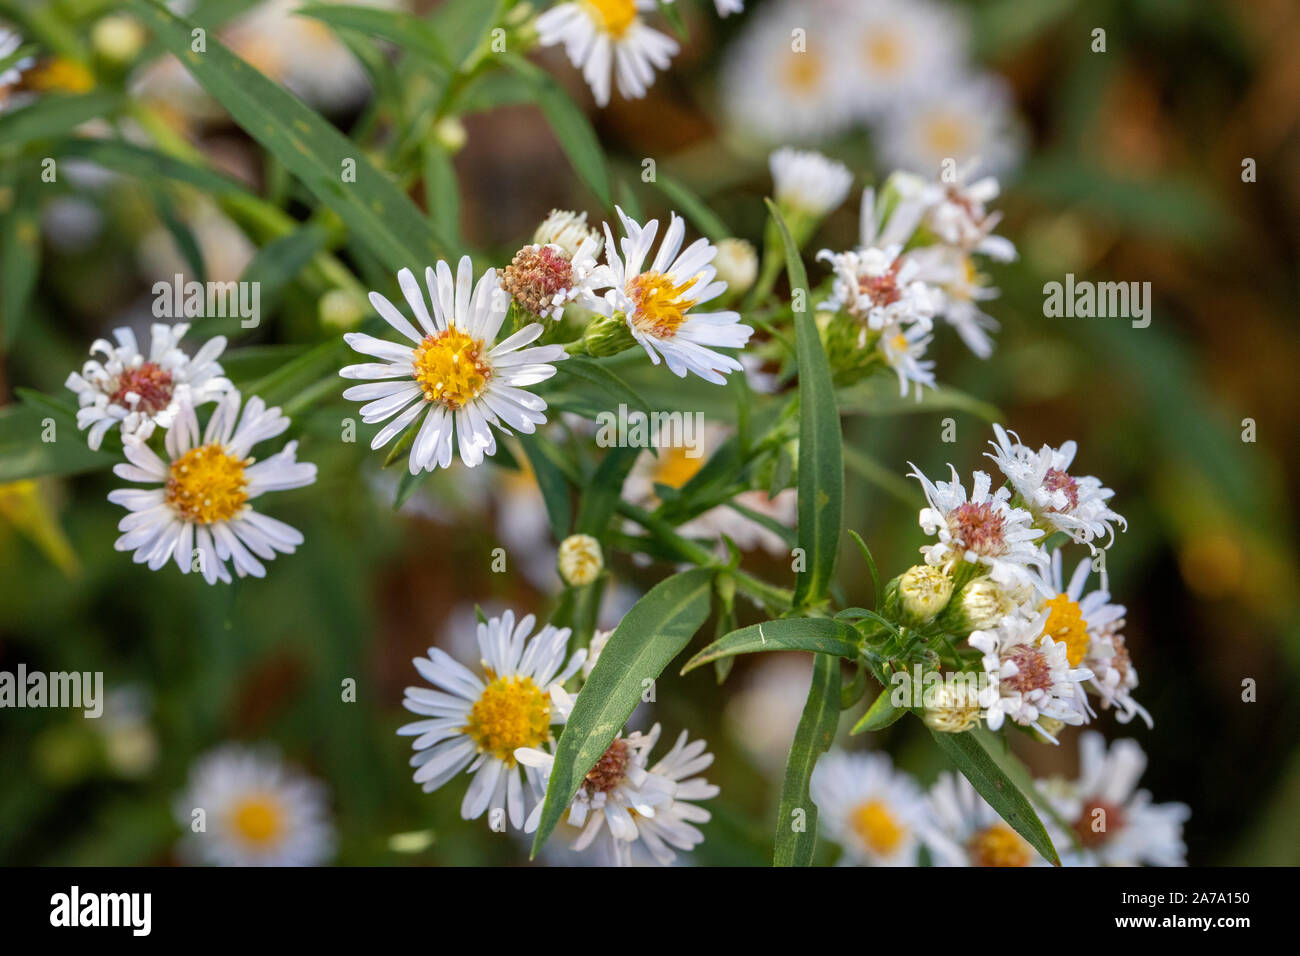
left=774, top=653, right=840, bottom=866
left=531, top=568, right=714, bottom=856
left=766, top=199, right=843, bottom=608
left=681, top=617, right=861, bottom=674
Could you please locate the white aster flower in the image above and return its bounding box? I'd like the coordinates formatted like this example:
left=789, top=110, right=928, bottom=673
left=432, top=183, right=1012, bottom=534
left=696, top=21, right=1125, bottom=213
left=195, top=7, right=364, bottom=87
left=1040, top=732, right=1188, bottom=866
left=876, top=73, right=1025, bottom=178
left=909, top=464, right=1047, bottom=587
left=719, top=0, right=857, bottom=142
left=500, top=237, right=603, bottom=320
left=536, top=0, right=678, bottom=108
left=897, top=164, right=1017, bottom=260
left=174, top=744, right=334, bottom=867
left=592, top=207, right=754, bottom=384
left=713, top=0, right=744, bottom=16
left=842, top=0, right=968, bottom=117
left=906, top=245, right=1001, bottom=358
left=65, top=322, right=231, bottom=450
left=1, top=26, right=33, bottom=97
left=398, top=611, right=585, bottom=829
left=519, top=722, right=718, bottom=865
left=986, top=424, right=1127, bottom=549
left=770, top=147, right=853, bottom=218
left=108, top=389, right=315, bottom=584
left=810, top=750, right=929, bottom=866
left=533, top=208, right=603, bottom=259
left=970, top=609, right=1094, bottom=741
left=922, top=770, right=1052, bottom=867
left=876, top=319, right=937, bottom=399
left=340, top=257, right=567, bottom=473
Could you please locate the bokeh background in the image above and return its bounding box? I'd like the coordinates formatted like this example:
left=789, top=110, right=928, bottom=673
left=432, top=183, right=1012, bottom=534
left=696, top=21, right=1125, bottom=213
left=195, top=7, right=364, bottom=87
left=1, top=0, right=1297, bottom=865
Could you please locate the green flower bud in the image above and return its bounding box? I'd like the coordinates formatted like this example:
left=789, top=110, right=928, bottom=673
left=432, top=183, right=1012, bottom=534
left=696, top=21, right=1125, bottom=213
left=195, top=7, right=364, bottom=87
left=581, top=312, right=636, bottom=357
left=897, top=564, right=954, bottom=625
left=922, top=681, right=982, bottom=734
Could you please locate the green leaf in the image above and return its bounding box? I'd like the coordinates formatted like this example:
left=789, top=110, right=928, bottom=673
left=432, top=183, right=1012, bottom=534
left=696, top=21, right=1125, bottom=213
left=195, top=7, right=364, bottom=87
left=50, top=138, right=255, bottom=198
left=1, top=166, right=41, bottom=346
left=649, top=173, right=730, bottom=242
left=501, top=54, right=612, bottom=210
left=428, top=0, right=503, bottom=69
left=0, top=400, right=114, bottom=482
left=929, top=727, right=1061, bottom=866
left=851, top=686, right=905, bottom=734
left=553, top=355, right=652, bottom=418
left=0, top=92, right=120, bottom=149
left=767, top=199, right=842, bottom=607
left=681, top=617, right=861, bottom=674
left=519, top=435, right=574, bottom=539
left=574, top=445, right=641, bottom=538
left=237, top=223, right=331, bottom=328
left=128, top=0, right=452, bottom=272
left=297, top=4, right=452, bottom=68
left=839, top=378, right=1001, bottom=422
left=846, top=530, right=880, bottom=609
left=422, top=143, right=462, bottom=247
left=531, top=568, right=714, bottom=856
left=774, top=653, right=840, bottom=866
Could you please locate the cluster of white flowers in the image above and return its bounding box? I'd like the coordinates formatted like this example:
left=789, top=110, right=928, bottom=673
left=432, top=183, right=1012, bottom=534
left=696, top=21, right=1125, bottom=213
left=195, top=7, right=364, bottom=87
left=341, top=207, right=753, bottom=473
left=65, top=324, right=317, bottom=585
left=720, top=0, right=1024, bottom=176
left=906, top=425, right=1148, bottom=741
left=398, top=610, right=718, bottom=865
left=813, top=739, right=1188, bottom=867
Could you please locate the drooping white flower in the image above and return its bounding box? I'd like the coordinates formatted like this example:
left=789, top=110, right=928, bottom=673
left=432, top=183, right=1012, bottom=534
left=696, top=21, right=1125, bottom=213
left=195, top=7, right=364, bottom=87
left=398, top=612, right=585, bottom=829
left=841, top=0, right=968, bottom=117
left=906, top=245, right=1001, bottom=359
left=770, top=147, right=853, bottom=218
left=970, top=609, right=1094, bottom=741
left=340, top=257, right=566, bottom=473
left=922, top=771, right=1054, bottom=867
left=810, top=750, right=929, bottom=866
left=174, top=744, right=334, bottom=867
left=876, top=320, right=937, bottom=398
left=897, top=164, right=1017, bottom=260
left=909, top=464, right=1047, bottom=587
left=592, top=207, right=753, bottom=384
left=1039, top=732, right=1189, bottom=866
left=535, top=0, right=678, bottom=108
left=518, top=722, right=718, bottom=865
left=108, top=389, right=316, bottom=584
left=986, top=424, right=1127, bottom=548
left=65, top=323, right=231, bottom=450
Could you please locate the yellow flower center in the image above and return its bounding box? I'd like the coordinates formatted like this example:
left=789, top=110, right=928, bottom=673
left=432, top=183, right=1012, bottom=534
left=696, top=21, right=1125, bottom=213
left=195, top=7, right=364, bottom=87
left=783, top=53, right=823, bottom=94
left=652, top=445, right=705, bottom=491
left=463, top=673, right=551, bottom=765
left=229, top=794, right=284, bottom=848
left=1043, top=592, right=1089, bottom=667
left=412, top=327, right=492, bottom=409
left=627, top=271, right=696, bottom=339
left=850, top=799, right=906, bottom=856
left=968, top=823, right=1031, bottom=867
left=165, top=444, right=249, bottom=525
left=585, top=0, right=637, bottom=36
left=25, top=58, right=95, bottom=93
left=922, top=113, right=970, bottom=157
left=862, top=31, right=904, bottom=73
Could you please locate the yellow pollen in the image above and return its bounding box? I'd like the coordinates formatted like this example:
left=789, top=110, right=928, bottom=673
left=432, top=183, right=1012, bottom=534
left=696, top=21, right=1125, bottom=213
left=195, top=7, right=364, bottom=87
left=463, top=674, right=551, bottom=765
left=585, top=0, right=637, bottom=36
left=863, top=32, right=904, bottom=72
left=412, top=327, right=492, bottom=409
left=783, top=53, right=823, bottom=94
left=229, top=795, right=284, bottom=848
left=165, top=444, right=249, bottom=525
left=652, top=445, right=705, bottom=491
left=922, top=114, right=970, bottom=157
left=968, top=823, right=1031, bottom=867
left=628, top=271, right=696, bottom=339
left=1044, top=593, right=1089, bottom=667
left=850, top=799, right=906, bottom=856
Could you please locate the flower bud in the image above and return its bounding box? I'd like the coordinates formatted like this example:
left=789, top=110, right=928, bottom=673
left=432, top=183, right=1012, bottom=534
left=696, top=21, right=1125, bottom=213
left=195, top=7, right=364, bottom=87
left=558, top=534, right=603, bottom=586
left=432, top=116, right=467, bottom=153
left=534, top=209, right=601, bottom=260
left=581, top=311, right=636, bottom=357
left=92, top=15, right=147, bottom=64
left=713, top=238, right=757, bottom=296
left=940, top=576, right=1020, bottom=633
left=319, top=289, right=365, bottom=330
left=897, top=564, right=953, bottom=625
left=921, top=681, right=981, bottom=734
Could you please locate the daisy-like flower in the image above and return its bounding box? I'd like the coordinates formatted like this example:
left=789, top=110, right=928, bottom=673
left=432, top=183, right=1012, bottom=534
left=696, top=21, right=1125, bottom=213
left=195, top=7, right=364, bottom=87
left=810, top=750, right=929, bottom=866
left=970, top=609, right=1094, bottom=741
left=65, top=323, right=231, bottom=450
left=1039, top=732, right=1189, bottom=866
left=340, top=257, right=567, bottom=473
left=535, top=0, right=678, bottom=108
left=876, top=320, right=937, bottom=398
left=174, top=744, right=334, bottom=867
left=592, top=208, right=754, bottom=384
left=922, top=770, right=1053, bottom=867
left=533, top=208, right=603, bottom=259
left=876, top=73, right=1025, bottom=178
left=398, top=611, right=586, bottom=829
left=909, top=464, right=1046, bottom=587
left=770, top=147, right=854, bottom=219
left=519, top=723, right=718, bottom=866
left=986, top=424, right=1127, bottom=549
left=108, top=389, right=316, bottom=584
left=817, top=188, right=937, bottom=331
left=499, top=236, right=602, bottom=320
left=907, top=245, right=1001, bottom=358
left=899, top=163, right=1016, bottom=261
left=841, top=0, right=968, bottom=118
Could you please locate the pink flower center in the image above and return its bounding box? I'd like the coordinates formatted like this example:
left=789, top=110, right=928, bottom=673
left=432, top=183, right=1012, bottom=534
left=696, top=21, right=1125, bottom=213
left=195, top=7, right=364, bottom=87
left=583, top=738, right=630, bottom=794
left=501, top=244, right=575, bottom=315
left=857, top=259, right=903, bottom=308
left=1002, top=644, right=1052, bottom=695
left=948, top=501, right=1006, bottom=555
left=109, top=362, right=175, bottom=414
left=1043, top=468, right=1080, bottom=512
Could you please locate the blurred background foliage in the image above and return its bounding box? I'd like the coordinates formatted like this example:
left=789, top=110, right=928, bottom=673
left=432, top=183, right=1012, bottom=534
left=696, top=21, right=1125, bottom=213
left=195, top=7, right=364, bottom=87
left=0, top=0, right=1297, bottom=865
